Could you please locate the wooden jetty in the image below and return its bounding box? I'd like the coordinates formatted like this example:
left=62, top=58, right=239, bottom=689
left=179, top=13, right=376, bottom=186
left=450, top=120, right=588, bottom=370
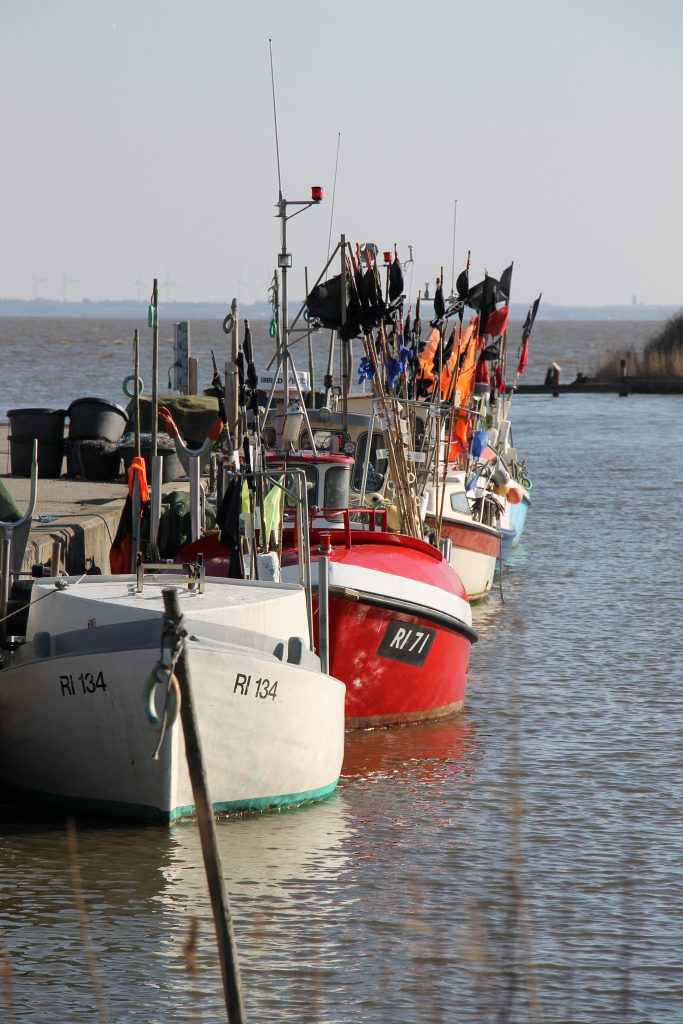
left=516, top=376, right=683, bottom=396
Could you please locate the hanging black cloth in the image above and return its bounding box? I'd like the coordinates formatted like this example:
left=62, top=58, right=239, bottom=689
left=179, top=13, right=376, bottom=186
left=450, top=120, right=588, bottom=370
left=306, top=274, right=349, bottom=329
left=389, top=255, right=404, bottom=301
left=433, top=279, right=446, bottom=319
left=215, top=477, right=244, bottom=579
left=456, top=267, right=469, bottom=301
left=498, top=263, right=514, bottom=303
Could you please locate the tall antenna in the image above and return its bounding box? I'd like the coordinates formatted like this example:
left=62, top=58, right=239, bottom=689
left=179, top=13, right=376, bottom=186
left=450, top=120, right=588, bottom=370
left=449, top=198, right=458, bottom=297
left=269, top=38, right=283, bottom=199
left=326, top=131, right=341, bottom=260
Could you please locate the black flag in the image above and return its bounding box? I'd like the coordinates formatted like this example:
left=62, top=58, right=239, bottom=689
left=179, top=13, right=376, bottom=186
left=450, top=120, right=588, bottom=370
left=498, top=262, right=513, bottom=303
left=456, top=267, right=469, bottom=300
left=389, top=252, right=404, bottom=301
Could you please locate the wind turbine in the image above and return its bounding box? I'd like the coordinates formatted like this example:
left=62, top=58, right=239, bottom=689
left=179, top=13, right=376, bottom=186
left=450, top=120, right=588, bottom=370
left=132, top=270, right=145, bottom=302
left=162, top=268, right=177, bottom=304
left=61, top=269, right=78, bottom=303
left=28, top=268, right=48, bottom=299
left=234, top=268, right=252, bottom=305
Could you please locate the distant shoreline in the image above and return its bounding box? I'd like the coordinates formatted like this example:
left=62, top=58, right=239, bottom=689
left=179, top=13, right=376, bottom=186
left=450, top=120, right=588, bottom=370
left=0, top=298, right=678, bottom=323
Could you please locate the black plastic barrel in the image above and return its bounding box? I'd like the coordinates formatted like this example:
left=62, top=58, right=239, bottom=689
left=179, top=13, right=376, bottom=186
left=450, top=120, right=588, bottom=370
left=7, top=408, right=67, bottom=478
left=67, top=397, right=128, bottom=442
left=66, top=439, right=122, bottom=481
left=120, top=437, right=184, bottom=483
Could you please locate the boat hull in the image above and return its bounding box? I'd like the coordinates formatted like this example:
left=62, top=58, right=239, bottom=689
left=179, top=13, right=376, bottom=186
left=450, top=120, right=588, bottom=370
left=510, top=493, right=530, bottom=548
left=426, top=515, right=500, bottom=602
left=317, top=592, right=471, bottom=728
left=499, top=525, right=516, bottom=561
left=0, top=635, right=344, bottom=822
left=0, top=575, right=345, bottom=822
left=289, top=536, right=477, bottom=729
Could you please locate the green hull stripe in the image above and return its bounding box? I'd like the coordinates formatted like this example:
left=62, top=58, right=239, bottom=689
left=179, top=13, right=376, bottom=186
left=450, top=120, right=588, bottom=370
left=3, top=780, right=340, bottom=825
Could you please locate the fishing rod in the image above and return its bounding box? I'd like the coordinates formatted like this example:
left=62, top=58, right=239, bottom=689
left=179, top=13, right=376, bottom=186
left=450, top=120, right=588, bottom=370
left=449, top=199, right=458, bottom=299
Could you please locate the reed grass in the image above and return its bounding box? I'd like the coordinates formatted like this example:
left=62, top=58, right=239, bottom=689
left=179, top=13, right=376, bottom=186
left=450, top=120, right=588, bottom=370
left=594, top=310, right=683, bottom=379
left=66, top=817, right=111, bottom=1024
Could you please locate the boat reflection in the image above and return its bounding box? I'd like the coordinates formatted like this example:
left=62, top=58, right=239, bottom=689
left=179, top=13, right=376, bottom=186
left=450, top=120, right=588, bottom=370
left=0, top=794, right=351, bottom=922
left=0, top=797, right=353, bottom=1019
left=340, top=714, right=477, bottom=785
left=160, top=796, right=351, bottom=903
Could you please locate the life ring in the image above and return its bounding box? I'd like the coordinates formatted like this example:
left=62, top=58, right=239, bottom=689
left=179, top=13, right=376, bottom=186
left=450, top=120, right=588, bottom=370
left=222, top=313, right=235, bottom=335
left=123, top=374, right=144, bottom=398
left=145, top=664, right=181, bottom=731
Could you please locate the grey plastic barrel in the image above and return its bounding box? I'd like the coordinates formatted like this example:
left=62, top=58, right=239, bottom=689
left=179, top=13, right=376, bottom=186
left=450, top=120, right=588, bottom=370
left=67, top=397, right=128, bottom=442
left=7, top=408, right=67, bottom=477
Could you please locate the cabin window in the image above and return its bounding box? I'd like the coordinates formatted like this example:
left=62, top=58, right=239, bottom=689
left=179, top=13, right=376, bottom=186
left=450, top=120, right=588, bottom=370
left=324, top=466, right=351, bottom=508
left=283, top=467, right=319, bottom=508
left=450, top=491, right=472, bottom=515
left=300, top=430, right=344, bottom=454
left=352, top=432, right=388, bottom=493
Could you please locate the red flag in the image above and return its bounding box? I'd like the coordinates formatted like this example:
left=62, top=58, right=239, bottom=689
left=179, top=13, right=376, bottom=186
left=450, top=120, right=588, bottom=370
left=475, top=353, right=490, bottom=384
left=484, top=304, right=509, bottom=338
left=517, top=338, right=529, bottom=376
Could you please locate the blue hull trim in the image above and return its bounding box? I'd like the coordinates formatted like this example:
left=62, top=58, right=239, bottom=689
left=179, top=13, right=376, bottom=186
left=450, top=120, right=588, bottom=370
left=2, top=780, right=340, bottom=825
left=499, top=526, right=516, bottom=562
left=510, top=497, right=530, bottom=548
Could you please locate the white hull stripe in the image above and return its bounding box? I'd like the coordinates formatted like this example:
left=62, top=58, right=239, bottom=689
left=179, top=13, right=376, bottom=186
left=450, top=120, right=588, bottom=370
left=305, top=560, right=472, bottom=627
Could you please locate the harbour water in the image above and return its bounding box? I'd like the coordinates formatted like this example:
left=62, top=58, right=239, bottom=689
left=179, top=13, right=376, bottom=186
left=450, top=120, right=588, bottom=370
left=1, top=318, right=682, bottom=1022
left=0, top=315, right=662, bottom=419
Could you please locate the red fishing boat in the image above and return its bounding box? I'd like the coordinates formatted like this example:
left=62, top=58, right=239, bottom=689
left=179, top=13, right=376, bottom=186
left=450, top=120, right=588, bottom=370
left=177, top=452, right=477, bottom=729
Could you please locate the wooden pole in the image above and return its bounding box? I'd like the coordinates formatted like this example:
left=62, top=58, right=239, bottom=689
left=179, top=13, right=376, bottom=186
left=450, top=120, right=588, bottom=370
left=304, top=267, right=315, bottom=406
left=151, top=278, right=159, bottom=458
left=133, top=329, right=141, bottom=460
left=161, top=589, right=248, bottom=1024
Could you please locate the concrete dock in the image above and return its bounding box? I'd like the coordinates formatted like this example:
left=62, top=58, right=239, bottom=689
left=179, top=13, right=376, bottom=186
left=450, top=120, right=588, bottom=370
left=0, top=423, right=187, bottom=575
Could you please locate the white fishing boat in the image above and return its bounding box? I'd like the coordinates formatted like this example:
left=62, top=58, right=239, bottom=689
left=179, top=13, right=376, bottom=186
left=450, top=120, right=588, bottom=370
left=422, top=466, right=501, bottom=601
left=0, top=568, right=345, bottom=822
left=0, top=454, right=345, bottom=823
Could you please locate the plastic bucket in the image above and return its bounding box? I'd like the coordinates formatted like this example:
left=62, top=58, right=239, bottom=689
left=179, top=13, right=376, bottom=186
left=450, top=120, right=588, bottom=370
left=7, top=407, right=67, bottom=478
left=67, top=397, right=128, bottom=442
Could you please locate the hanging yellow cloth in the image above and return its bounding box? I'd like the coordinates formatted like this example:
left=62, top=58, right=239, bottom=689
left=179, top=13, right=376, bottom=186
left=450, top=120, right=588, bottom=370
left=263, top=482, right=283, bottom=543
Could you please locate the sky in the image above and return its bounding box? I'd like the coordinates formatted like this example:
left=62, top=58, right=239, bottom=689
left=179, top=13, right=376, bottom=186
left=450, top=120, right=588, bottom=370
left=2, top=0, right=683, bottom=309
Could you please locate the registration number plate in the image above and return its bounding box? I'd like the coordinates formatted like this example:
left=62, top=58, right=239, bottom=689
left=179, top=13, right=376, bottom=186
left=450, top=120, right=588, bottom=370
left=376, top=620, right=436, bottom=666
